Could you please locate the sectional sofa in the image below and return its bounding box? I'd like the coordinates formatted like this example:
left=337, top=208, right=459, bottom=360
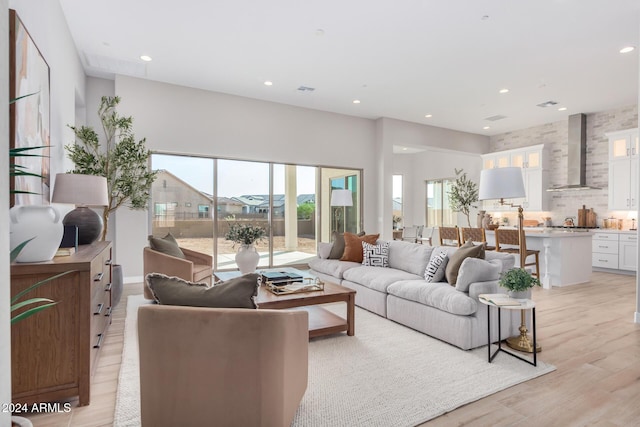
left=309, top=240, right=520, bottom=350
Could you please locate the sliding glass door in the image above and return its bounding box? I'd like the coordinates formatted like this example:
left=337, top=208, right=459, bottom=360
left=151, top=153, right=361, bottom=271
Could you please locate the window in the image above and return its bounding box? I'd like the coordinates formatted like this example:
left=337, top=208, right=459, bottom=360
left=426, top=179, right=455, bottom=226
left=151, top=154, right=361, bottom=271
left=393, top=175, right=402, bottom=229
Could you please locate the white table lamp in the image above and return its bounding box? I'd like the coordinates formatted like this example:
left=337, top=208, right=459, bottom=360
left=330, top=189, right=353, bottom=233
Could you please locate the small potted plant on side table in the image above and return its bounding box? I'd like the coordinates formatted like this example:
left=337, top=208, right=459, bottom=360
left=498, top=267, right=540, bottom=299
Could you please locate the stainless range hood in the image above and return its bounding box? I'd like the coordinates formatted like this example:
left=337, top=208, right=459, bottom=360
left=547, top=113, right=601, bottom=192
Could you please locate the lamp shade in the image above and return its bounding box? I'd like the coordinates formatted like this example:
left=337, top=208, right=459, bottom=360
left=330, top=189, right=353, bottom=207
left=52, top=173, right=109, bottom=206
left=478, top=167, right=526, bottom=201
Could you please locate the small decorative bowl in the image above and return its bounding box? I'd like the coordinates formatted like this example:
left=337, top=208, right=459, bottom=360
left=486, top=224, right=500, bottom=230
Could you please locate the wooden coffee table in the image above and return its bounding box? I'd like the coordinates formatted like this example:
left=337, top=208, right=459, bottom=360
left=256, top=280, right=356, bottom=338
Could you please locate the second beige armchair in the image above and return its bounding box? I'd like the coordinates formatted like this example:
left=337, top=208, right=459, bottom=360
left=143, top=246, right=213, bottom=299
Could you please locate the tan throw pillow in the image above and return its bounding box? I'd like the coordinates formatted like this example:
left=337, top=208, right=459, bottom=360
left=341, top=232, right=380, bottom=263
left=445, top=240, right=486, bottom=285
left=146, top=272, right=259, bottom=309
left=149, top=233, right=185, bottom=259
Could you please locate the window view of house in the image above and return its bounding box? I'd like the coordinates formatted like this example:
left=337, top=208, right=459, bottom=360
left=151, top=154, right=360, bottom=270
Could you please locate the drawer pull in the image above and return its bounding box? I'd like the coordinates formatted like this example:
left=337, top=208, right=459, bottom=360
left=105, top=259, right=113, bottom=265
left=94, top=272, right=104, bottom=282
left=94, top=303, right=104, bottom=316
left=104, top=282, right=112, bottom=292
left=105, top=306, right=112, bottom=317
left=598, top=245, right=608, bottom=248
left=93, top=333, right=104, bottom=349
left=598, top=259, right=608, bottom=263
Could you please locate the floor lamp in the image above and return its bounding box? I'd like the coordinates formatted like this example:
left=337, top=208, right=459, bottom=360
left=330, top=189, right=353, bottom=234
left=478, top=167, right=540, bottom=353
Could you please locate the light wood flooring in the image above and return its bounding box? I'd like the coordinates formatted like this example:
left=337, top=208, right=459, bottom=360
left=21, top=271, right=640, bottom=427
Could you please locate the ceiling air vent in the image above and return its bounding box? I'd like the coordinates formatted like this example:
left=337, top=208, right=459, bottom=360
left=536, top=100, right=558, bottom=108
left=484, top=115, right=507, bottom=122
left=297, top=86, right=315, bottom=92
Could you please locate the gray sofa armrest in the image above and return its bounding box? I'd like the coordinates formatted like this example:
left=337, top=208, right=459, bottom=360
left=468, top=280, right=502, bottom=300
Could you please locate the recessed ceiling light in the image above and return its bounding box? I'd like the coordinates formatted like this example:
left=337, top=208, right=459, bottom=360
left=620, top=46, right=635, bottom=54
left=353, top=99, right=361, bottom=104
left=140, top=55, right=152, bottom=62
left=264, top=81, right=273, bottom=86
left=402, top=147, right=408, bottom=151
left=499, top=88, right=509, bottom=94
left=483, top=126, right=490, bottom=130
left=558, top=107, right=567, bottom=111
left=315, top=29, right=325, bottom=36
left=425, top=114, right=432, bottom=118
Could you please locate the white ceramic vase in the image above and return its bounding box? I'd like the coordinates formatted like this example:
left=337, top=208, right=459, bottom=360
left=10, top=205, right=64, bottom=263
left=235, top=244, right=260, bottom=274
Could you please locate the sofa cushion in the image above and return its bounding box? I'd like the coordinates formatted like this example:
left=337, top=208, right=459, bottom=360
left=149, top=233, right=185, bottom=259
left=387, top=240, right=434, bottom=276
left=146, top=273, right=258, bottom=308
left=343, top=266, right=422, bottom=293
left=445, top=240, right=485, bottom=285
left=308, top=257, right=362, bottom=280
left=387, top=280, right=478, bottom=316
left=362, top=241, right=389, bottom=267
left=424, top=248, right=448, bottom=282
left=341, top=233, right=380, bottom=263
left=318, top=242, right=333, bottom=259
left=455, top=258, right=502, bottom=292
left=485, top=250, right=516, bottom=272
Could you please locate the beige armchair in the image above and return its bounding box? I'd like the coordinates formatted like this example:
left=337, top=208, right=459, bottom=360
left=138, top=305, right=308, bottom=427
left=143, top=246, right=213, bottom=299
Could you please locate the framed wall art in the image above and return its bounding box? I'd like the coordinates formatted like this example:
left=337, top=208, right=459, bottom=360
left=9, top=9, right=51, bottom=206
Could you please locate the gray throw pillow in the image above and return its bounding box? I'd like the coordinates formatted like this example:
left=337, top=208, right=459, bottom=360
left=145, top=272, right=259, bottom=309
left=424, top=248, right=448, bottom=282
left=328, top=232, right=346, bottom=259
left=455, top=258, right=502, bottom=292
left=445, top=240, right=486, bottom=285
left=149, top=233, right=185, bottom=259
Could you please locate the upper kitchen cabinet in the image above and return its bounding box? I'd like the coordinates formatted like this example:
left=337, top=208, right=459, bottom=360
left=607, top=129, right=639, bottom=210
left=480, top=144, right=548, bottom=211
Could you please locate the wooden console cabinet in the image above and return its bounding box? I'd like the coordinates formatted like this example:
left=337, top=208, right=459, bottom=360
left=10, top=241, right=113, bottom=406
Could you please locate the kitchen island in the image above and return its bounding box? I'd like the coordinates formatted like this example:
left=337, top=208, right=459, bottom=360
left=485, top=228, right=593, bottom=289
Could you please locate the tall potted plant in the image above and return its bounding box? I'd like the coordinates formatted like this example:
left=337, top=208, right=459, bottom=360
left=66, top=96, right=157, bottom=241
left=448, top=168, right=479, bottom=228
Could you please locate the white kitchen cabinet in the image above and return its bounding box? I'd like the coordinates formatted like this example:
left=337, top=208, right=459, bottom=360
left=607, top=129, right=639, bottom=210
left=592, top=232, right=619, bottom=269
left=480, top=144, right=548, bottom=211
left=619, top=233, right=638, bottom=271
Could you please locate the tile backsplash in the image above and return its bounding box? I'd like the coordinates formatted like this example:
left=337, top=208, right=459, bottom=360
left=489, top=104, right=638, bottom=228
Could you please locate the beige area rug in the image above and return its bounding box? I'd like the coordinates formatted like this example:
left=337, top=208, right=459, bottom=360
left=115, top=295, right=555, bottom=427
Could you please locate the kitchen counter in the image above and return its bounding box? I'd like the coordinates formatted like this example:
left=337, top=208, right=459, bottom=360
left=485, top=229, right=592, bottom=289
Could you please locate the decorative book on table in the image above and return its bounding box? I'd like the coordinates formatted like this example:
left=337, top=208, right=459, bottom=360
left=478, top=293, right=522, bottom=306
left=55, top=247, right=76, bottom=257
left=260, top=271, right=304, bottom=287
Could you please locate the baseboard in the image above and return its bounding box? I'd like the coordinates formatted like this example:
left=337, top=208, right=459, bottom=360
left=124, top=275, right=144, bottom=284
left=635, top=312, right=640, bottom=324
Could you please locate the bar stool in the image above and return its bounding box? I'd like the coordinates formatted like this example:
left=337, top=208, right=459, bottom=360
left=494, top=228, right=540, bottom=277
left=460, top=227, right=495, bottom=250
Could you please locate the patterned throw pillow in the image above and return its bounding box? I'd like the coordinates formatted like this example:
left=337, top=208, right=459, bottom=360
left=362, top=241, right=390, bottom=267
left=424, top=248, right=449, bottom=282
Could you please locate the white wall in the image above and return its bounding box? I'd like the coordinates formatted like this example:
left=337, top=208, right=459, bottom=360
left=636, top=21, right=640, bottom=324
left=1, top=3, right=10, bottom=424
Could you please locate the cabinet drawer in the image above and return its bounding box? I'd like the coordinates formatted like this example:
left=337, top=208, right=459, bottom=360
left=592, top=232, right=619, bottom=242
left=620, top=233, right=638, bottom=243
left=592, top=241, right=618, bottom=254
left=592, top=253, right=619, bottom=269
